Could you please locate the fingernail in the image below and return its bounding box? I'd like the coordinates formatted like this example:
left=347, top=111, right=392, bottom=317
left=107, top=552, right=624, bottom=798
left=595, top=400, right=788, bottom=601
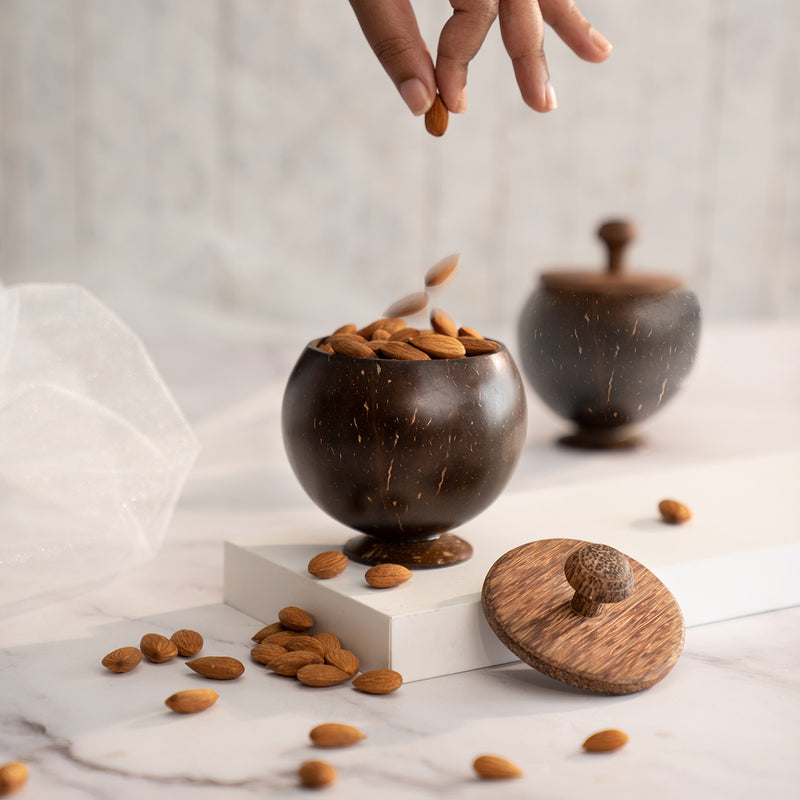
left=545, top=81, right=558, bottom=111
left=399, top=78, right=433, bottom=116
left=454, top=88, right=467, bottom=114
left=590, top=28, right=613, bottom=54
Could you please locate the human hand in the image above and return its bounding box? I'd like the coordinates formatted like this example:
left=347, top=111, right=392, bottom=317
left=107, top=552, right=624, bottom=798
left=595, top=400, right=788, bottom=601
left=349, top=0, right=612, bottom=115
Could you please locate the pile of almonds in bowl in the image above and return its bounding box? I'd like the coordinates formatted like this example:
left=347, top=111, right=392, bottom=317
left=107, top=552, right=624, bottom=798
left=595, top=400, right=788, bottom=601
left=315, top=254, right=501, bottom=361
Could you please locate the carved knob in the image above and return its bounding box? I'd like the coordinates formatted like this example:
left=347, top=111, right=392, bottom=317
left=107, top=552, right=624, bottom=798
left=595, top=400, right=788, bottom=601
left=597, top=219, right=638, bottom=275
left=564, top=543, right=634, bottom=618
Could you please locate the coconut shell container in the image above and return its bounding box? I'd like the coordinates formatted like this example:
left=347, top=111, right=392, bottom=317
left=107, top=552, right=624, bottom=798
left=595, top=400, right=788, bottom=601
left=517, top=220, right=701, bottom=448
left=281, top=291, right=528, bottom=569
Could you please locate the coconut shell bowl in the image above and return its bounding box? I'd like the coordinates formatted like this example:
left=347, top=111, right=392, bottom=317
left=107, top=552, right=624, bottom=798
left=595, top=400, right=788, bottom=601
left=517, top=220, right=701, bottom=449
left=281, top=340, right=527, bottom=568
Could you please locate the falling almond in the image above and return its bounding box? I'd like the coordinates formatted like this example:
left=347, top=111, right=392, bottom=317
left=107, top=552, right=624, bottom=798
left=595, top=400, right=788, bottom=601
left=425, top=253, right=460, bottom=287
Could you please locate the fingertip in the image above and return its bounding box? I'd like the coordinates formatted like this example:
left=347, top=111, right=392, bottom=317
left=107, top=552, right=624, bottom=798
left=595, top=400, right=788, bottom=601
left=399, top=77, right=434, bottom=116
left=589, top=28, right=613, bottom=59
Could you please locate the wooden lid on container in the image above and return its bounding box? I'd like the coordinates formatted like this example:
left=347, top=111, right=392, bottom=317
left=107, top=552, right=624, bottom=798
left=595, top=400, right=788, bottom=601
left=481, top=538, right=685, bottom=695
left=540, top=220, right=684, bottom=295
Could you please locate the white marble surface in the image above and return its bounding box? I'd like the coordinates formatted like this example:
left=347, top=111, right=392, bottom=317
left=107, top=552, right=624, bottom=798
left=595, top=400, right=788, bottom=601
left=0, top=296, right=799, bottom=798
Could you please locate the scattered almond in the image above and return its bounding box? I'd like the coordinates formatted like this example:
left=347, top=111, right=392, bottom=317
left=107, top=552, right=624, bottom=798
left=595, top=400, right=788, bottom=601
left=279, top=606, right=315, bottom=632
left=164, top=688, right=219, bottom=714
left=424, top=93, right=449, bottom=137
left=309, top=722, right=366, bottom=748
left=296, top=664, right=351, bottom=687
left=269, top=651, right=324, bottom=677
left=352, top=669, right=403, bottom=694
left=658, top=499, right=692, bottom=524
left=285, top=636, right=327, bottom=659
left=425, top=253, right=460, bottom=288
left=430, top=307, right=459, bottom=338
left=307, top=550, right=349, bottom=579
left=170, top=629, right=203, bottom=657
left=262, top=630, right=303, bottom=647
left=186, top=656, right=245, bottom=680
left=312, top=632, right=341, bottom=655
left=0, top=762, right=28, bottom=795
left=472, top=754, right=523, bottom=780
left=101, top=646, right=142, bottom=674
left=140, top=633, right=179, bottom=663
left=365, top=563, right=412, bottom=589
left=298, top=760, right=337, bottom=788
left=410, top=332, right=466, bottom=359
left=384, top=291, right=430, bottom=318
left=325, top=648, right=360, bottom=676
left=250, top=642, right=287, bottom=665
left=582, top=729, right=630, bottom=752
left=251, top=621, right=286, bottom=643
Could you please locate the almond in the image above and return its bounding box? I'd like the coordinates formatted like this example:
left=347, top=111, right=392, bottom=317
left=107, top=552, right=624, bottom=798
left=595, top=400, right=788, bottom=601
left=658, top=499, right=692, bottom=524
left=582, top=729, right=630, bottom=752
left=278, top=606, right=315, bottom=632
left=458, top=325, right=483, bottom=339
left=298, top=760, right=337, bottom=788
left=365, top=563, right=412, bottom=589
left=388, top=326, right=419, bottom=342
left=308, top=550, right=349, bottom=579
left=384, top=291, right=429, bottom=319
left=472, top=754, right=523, bottom=780
left=284, top=636, right=327, bottom=659
left=352, top=669, right=403, bottom=694
left=331, top=323, right=357, bottom=336
left=317, top=340, right=334, bottom=353
left=424, top=93, right=449, bottom=137
left=329, top=336, right=377, bottom=359
left=101, top=646, right=142, bottom=673
left=430, top=307, right=459, bottom=338
left=425, top=253, right=460, bottom=288
left=370, top=328, right=391, bottom=340
left=250, top=642, right=287, bottom=665
left=262, top=630, right=303, bottom=647
left=325, top=649, right=360, bottom=676
left=164, top=688, right=219, bottom=714
left=186, top=656, right=244, bottom=680
left=140, top=633, right=179, bottom=663
left=309, top=722, right=366, bottom=748
left=0, top=762, right=28, bottom=795
left=296, top=664, right=351, bottom=687
left=251, top=621, right=286, bottom=643
left=170, top=629, right=203, bottom=657
left=357, top=317, right=404, bottom=339
left=458, top=336, right=501, bottom=355
left=410, top=332, right=466, bottom=359
left=312, top=632, right=341, bottom=655
left=378, top=340, right=431, bottom=361
left=269, top=650, right=324, bottom=677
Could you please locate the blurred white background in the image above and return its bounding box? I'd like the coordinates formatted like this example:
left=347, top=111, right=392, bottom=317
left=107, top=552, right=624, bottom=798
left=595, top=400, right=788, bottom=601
left=1, top=0, right=798, bottom=339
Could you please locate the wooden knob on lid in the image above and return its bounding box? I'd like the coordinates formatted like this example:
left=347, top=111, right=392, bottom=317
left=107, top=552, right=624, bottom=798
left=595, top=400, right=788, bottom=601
left=597, top=219, right=638, bottom=275
left=564, top=543, right=634, bottom=617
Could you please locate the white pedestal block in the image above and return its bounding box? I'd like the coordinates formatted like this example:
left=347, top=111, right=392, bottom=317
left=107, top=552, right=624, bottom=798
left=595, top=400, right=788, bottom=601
left=224, top=450, right=800, bottom=683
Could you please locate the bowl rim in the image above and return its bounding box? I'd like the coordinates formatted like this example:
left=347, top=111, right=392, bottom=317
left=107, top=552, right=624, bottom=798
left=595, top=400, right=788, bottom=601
left=306, top=337, right=510, bottom=362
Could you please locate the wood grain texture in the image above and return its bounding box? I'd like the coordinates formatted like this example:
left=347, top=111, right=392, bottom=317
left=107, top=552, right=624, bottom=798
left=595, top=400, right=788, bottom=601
left=482, top=538, right=685, bottom=695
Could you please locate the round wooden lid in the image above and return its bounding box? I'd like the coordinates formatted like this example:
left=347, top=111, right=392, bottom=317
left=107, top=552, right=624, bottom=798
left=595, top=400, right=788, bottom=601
left=481, top=538, right=685, bottom=695
left=540, top=220, right=685, bottom=295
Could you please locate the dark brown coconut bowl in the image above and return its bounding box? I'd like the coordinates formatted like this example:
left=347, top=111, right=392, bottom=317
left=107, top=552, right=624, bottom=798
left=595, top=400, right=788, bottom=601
left=517, top=221, right=701, bottom=449
left=281, top=340, right=527, bottom=568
